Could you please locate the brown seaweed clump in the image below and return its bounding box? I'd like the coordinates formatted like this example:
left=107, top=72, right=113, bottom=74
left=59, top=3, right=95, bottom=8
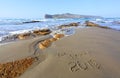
left=0, top=57, right=35, bottom=78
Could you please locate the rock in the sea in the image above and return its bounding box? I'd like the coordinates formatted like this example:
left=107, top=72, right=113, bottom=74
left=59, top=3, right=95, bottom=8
left=18, top=33, right=31, bottom=40
left=58, top=22, right=79, bottom=29
left=22, top=20, right=40, bottom=24
left=39, top=29, right=52, bottom=35
left=69, top=22, right=79, bottom=26
left=85, top=21, right=110, bottom=29
left=33, top=30, right=40, bottom=35
left=33, top=29, right=51, bottom=35
left=85, top=21, right=100, bottom=27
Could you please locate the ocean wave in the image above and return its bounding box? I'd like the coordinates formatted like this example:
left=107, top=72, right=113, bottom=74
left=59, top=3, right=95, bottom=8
left=0, top=18, right=120, bottom=43
left=0, top=37, right=2, bottom=42
left=9, top=29, right=32, bottom=35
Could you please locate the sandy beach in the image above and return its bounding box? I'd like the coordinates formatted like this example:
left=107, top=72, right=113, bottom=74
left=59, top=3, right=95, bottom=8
left=0, top=27, right=120, bottom=78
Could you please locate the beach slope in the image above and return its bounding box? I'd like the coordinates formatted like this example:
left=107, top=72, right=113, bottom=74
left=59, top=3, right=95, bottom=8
left=20, top=27, right=120, bottom=78
left=0, top=27, right=120, bottom=78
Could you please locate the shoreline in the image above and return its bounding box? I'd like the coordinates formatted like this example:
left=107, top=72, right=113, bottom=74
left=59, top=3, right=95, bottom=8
left=0, top=22, right=79, bottom=44
left=0, top=21, right=120, bottom=45
left=0, top=24, right=120, bottom=78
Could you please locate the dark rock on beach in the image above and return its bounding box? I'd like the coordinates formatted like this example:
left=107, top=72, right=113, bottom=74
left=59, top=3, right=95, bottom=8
left=58, top=22, right=80, bottom=29
left=85, top=21, right=100, bottom=27
left=33, top=29, right=52, bottom=35
left=22, top=20, right=41, bottom=24
left=84, top=21, right=110, bottom=29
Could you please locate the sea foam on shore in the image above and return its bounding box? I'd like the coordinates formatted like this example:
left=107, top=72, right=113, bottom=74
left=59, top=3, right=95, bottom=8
left=0, top=18, right=120, bottom=44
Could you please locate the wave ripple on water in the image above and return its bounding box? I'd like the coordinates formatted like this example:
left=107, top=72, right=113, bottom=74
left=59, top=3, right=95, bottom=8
left=0, top=18, right=120, bottom=42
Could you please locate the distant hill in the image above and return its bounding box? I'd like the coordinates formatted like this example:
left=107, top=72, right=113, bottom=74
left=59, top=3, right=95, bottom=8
left=45, top=13, right=102, bottom=19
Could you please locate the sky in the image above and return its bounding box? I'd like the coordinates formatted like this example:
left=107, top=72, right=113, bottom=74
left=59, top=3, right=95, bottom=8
left=0, top=0, right=120, bottom=18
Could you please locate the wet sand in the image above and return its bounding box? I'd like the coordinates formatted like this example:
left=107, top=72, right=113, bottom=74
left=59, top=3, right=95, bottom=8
left=0, top=27, right=120, bottom=78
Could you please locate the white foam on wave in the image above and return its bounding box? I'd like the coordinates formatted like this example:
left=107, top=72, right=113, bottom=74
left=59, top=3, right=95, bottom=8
left=50, top=27, right=76, bottom=37
left=1, top=18, right=120, bottom=40
left=9, top=26, right=51, bottom=35
left=95, top=18, right=103, bottom=21
left=9, top=29, right=33, bottom=35
left=0, top=37, right=2, bottom=42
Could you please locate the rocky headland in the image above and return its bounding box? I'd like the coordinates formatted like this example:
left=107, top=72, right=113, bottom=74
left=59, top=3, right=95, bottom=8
left=45, top=13, right=102, bottom=19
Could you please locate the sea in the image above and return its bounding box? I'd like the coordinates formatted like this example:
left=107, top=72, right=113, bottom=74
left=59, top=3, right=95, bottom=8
left=0, top=18, right=120, bottom=42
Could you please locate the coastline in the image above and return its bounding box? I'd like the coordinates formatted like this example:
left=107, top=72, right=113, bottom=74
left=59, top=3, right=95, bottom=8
left=1, top=18, right=120, bottom=43
left=0, top=27, right=120, bottom=78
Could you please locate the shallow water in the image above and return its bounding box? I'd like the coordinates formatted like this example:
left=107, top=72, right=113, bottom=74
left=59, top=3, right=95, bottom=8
left=0, top=18, right=120, bottom=42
